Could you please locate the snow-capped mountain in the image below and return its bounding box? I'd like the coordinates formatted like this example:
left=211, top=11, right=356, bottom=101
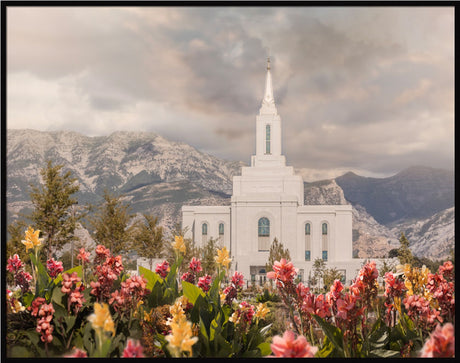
left=6, top=129, right=454, bottom=260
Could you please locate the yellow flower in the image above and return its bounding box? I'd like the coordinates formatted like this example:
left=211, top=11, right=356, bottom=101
left=88, top=303, right=115, bottom=336
left=21, top=226, right=44, bottom=252
left=215, top=247, right=231, bottom=269
left=254, top=302, right=270, bottom=322
left=172, top=235, right=186, bottom=254
left=165, top=297, right=197, bottom=357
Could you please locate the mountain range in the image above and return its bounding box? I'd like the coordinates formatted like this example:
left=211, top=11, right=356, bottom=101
left=6, top=129, right=455, bottom=260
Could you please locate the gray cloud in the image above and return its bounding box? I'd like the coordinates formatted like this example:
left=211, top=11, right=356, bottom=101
left=6, top=6, right=454, bottom=180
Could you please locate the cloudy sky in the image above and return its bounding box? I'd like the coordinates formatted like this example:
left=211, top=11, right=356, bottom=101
left=7, top=6, right=454, bottom=181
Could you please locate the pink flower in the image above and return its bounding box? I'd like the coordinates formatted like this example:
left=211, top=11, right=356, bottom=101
left=28, top=297, right=46, bottom=317
left=122, top=339, right=145, bottom=357
left=384, top=272, right=406, bottom=298
left=438, top=261, right=454, bottom=282
left=36, top=303, right=55, bottom=343
left=267, top=258, right=297, bottom=285
left=189, top=257, right=202, bottom=273
left=296, top=282, right=310, bottom=300
left=420, top=323, right=455, bottom=358
left=198, top=274, right=212, bottom=292
left=77, top=248, right=90, bottom=263
left=64, top=348, right=88, bottom=357
left=46, top=258, right=64, bottom=278
left=304, top=293, right=331, bottom=319
left=326, top=279, right=344, bottom=305
left=95, top=245, right=110, bottom=259
left=155, top=260, right=170, bottom=278
left=7, top=254, right=23, bottom=273
left=270, top=330, right=318, bottom=357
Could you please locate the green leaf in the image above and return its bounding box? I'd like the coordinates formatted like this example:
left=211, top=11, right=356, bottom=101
left=318, top=336, right=334, bottom=357
left=257, top=341, right=272, bottom=356
left=51, top=284, right=65, bottom=307
left=64, top=316, right=77, bottom=334
left=22, top=291, right=35, bottom=308
left=312, top=314, right=344, bottom=357
left=181, top=280, right=206, bottom=305
left=139, top=265, right=162, bottom=291
left=53, top=265, right=83, bottom=284
left=30, top=252, right=50, bottom=295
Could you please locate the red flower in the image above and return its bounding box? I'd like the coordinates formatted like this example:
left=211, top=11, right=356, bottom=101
left=77, top=248, right=90, bottom=263
left=231, top=271, right=244, bottom=288
left=122, top=339, right=145, bottom=357
left=270, top=330, right=318, bottom=357
left=181, top=272, right=195, bottom=284
left=267, top=258, right=297, bottom=285
left=420, top=323, right=455, bottom=358
left=198, top=274, right=212, bottom=292
left=155, top=260, right=170, bottom=279
left=7, top=254, right=23, bottom=273
left=189, top=257, right=202, bottom=273
left=46, top=258, right=64, bottom=278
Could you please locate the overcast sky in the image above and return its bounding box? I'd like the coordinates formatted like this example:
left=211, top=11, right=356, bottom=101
left=7, top=6, right=454, bottom=181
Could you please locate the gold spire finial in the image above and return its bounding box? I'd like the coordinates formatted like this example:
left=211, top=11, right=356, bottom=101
left=267, top=56, right=271, bottom=70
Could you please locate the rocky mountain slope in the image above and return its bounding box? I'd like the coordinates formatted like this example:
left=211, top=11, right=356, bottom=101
left=336, top=167, right=454, bottom=225
left=6, top=129, right=454, bottom=260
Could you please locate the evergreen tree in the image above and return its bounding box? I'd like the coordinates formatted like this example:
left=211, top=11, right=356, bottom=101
left=7, top=219, right=29, bottom=263
left=199, top=238, right=220, bottom=276
left=265, top=238, right=291, bottom=272
left=89, top=190, right=134, bottom=255
left=323, top=267, right=344, bottom=290
left=397, top=232, right=414, bottom=265
left=29, top=160, right=80, bottom=260
left=132, top=213, right=164, bottom=270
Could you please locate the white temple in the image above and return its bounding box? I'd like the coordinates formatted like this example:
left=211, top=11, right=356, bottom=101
left=182, top=59, right=362, bottom=285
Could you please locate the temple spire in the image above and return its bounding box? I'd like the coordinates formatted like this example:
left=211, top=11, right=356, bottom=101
left=260, top=57, right=276, bottom=114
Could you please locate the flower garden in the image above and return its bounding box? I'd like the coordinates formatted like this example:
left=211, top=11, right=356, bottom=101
left=5, top=226, right=455, bottom=358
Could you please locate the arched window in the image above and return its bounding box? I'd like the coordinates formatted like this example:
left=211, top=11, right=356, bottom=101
left=265, top=124, right=271, bottom=154
left=258, top=218, right=270, bottom=236
left=219, top=223, right=224, bottom=236
left=258, top=217, right=270, bottom=251
left=305, top=223, right=311, bottom=261
left=201, top=223, right=208, bottom=245
left=322, top=222, right=328, bottom=261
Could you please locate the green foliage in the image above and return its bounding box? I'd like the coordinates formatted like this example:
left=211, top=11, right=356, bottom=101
left=256, top=288, right=281, bottom=303
left=397, top=232, right=414, bottom=265
left=29, top=160, right=80, bottom=260
left=7, top=219, right=29, bottom=263
left=198, top=238, right=221, bottom=276
left=131, top=214, right=164, bottom=270
left=322, top=267, right=344, bottom=291
left=265, top=238, right=290, bottom=273
left=89, top=189, right=134, bottom=255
